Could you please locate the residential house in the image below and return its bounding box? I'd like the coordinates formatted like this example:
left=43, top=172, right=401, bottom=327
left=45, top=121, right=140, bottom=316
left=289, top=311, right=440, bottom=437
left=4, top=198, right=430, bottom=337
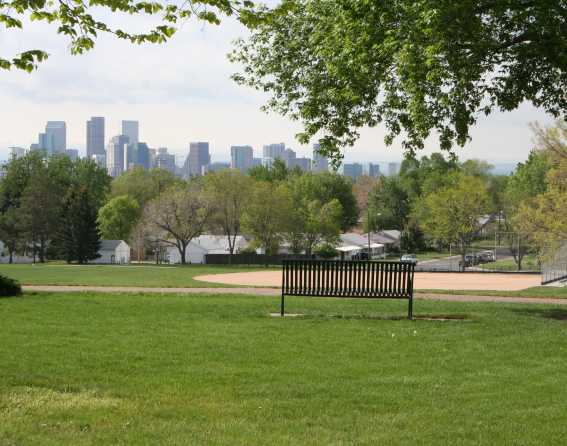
left=93, top=240, right=131, bottom=264
left=166, top=235, right=249, bottom=264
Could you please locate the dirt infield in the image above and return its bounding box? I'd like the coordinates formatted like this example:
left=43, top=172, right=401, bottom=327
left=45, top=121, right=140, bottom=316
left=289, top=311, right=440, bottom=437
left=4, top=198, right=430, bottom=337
left=194, top=271, right=542, bottom=291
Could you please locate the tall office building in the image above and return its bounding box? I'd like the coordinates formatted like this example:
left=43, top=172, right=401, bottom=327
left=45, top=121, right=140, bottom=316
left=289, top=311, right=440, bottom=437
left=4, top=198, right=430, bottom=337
left=312, top=143, right=329, bottom=173
left=282, top=148, right=296, bottom=168
left=45, top=121, right=67, bottom=154
left=294, top=157, right=312, bottom=171
left=263, top=143, right=285, bottom=159
left=136, top=143, right=150, bottom=170
left=362, top=162, right=381, bottom=178
left=155, top=148, right=176, bottom=173
left=185, top=142, right=210, bottom=177
left=86, top=117, right=105, bottom=159
left=106, top=135, right=129, bottom=178
left=9, top=147, right=27, bottom=159
left=230, top=145, right=254, bottom=172
left=121, top=120, right=139, bottom=145
left=343, top=163, right=363, bottom=182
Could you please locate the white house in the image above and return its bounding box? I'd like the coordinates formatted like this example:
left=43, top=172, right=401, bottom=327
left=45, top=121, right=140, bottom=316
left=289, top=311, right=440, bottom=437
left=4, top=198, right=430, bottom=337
left=337, top=233, right=385, bottom=260
left=166, top=235, right=249, bottom=264
left=93, top=240, right=131, bottom=264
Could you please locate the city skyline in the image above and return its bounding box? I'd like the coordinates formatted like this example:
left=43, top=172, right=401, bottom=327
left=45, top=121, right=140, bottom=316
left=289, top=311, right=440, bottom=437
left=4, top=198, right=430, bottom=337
left=4, top=113, right=547, bottom=169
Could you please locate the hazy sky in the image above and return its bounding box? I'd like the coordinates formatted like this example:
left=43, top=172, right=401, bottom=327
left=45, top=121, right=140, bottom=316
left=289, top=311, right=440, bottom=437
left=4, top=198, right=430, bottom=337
left=0, top=11, right=555, bottom=164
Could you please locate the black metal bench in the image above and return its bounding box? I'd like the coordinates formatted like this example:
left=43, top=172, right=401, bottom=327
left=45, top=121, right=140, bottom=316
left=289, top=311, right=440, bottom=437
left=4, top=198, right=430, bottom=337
left=281, top=260, right=415, bottom=319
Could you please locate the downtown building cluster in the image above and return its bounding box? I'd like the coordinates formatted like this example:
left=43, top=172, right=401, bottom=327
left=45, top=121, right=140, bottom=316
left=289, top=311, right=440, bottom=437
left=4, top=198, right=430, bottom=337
left=9, top=118, right=401, bottom=181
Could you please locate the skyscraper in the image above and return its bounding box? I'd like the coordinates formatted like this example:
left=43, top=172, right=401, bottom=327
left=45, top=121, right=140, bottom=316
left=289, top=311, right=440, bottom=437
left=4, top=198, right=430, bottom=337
left=282, top=148, right=296, bottom=168
left=9, top=147, right=26, bottom=159
left=312, top=143, right=329, bottom=173
left=362, top=162, right=381, bottom=178
left=121, top=120, right=139, bottom=145
left=45, top=121, right=66, bottom=154
left=262, top=143, right=285, bottom=162
left=155, top=148, right=176, bottom=173
left=185, top=142, right=210, bottom=177
left=86, top=117, right=105, bottom=159
left=136, top=143, right=150, bottom=170
left=343, top=163, right=363, bottom=181
left=106, top=135, right=129, bottom=178
left=230, top=145, right=254, bottom=172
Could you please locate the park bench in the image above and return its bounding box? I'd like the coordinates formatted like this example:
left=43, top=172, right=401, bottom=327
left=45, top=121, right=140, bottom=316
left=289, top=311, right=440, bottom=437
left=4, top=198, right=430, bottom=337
left=281, top=260, right=416, bottom=319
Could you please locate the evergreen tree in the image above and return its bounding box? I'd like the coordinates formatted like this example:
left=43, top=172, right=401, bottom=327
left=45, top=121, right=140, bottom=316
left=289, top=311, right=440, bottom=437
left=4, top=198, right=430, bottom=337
left=54, top=186, right=101, bottom=264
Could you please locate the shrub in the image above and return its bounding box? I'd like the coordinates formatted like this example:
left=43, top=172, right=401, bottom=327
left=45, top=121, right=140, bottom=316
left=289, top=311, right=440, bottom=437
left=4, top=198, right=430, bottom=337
left=315, top=243, right=338, bottom=259
left=0, top=274, right=22, bottom=297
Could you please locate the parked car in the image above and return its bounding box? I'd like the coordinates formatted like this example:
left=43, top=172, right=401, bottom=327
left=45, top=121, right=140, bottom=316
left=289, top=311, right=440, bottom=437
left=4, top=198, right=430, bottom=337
left=400, top=254, right=418, bottom=264
left=464, top=254, right=479, bottom=267
left=478, top=251, right=495, bottom=263
left=352, top=252, right=369, bottom=261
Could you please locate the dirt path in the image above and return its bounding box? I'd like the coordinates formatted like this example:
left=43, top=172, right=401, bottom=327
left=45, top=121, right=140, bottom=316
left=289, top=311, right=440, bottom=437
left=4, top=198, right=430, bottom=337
left=23, top=285, right=567, bottom=306
left=194, top=270, right=541, bottom=291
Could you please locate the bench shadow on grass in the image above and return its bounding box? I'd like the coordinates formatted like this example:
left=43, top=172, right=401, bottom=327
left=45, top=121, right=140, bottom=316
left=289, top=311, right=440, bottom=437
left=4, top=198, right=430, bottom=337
left=274, top=313, right=472, bottom=322
left=512, top=307, right=567, bottom=321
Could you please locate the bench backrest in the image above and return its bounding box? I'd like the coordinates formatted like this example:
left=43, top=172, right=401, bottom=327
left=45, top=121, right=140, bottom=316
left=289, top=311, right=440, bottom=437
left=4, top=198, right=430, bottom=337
left=282, top=260, right=415, bottom=298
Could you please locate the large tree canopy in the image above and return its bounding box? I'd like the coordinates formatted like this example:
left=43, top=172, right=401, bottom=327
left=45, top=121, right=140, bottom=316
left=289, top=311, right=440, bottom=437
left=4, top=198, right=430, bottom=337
left=232, top=0, right=567, bottom=164
left=1, top=0, right=254, bottom=71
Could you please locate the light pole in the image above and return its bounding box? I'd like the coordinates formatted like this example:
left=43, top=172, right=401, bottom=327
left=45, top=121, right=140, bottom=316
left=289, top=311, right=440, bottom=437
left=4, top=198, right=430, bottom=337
left=367, top=209, right=381, bottom=260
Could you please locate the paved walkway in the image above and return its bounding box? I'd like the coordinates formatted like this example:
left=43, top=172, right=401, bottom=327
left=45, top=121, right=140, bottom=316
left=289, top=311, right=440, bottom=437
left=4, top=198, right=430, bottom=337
left=23, top=285, right=567, bottom=306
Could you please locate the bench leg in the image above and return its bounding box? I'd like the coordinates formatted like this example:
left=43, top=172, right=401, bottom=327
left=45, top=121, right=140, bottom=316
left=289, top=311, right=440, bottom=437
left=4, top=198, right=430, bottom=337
left=408, top=296, right=413, bottom=320
left=281, top=293, right=285, bottom=317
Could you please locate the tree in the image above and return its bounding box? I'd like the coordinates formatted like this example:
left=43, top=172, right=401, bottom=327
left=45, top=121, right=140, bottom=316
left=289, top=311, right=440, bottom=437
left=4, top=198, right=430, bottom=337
left=300, top=199, right=342, bottom=255
left=204, top=170, right=253, bottom=255
left=0, top=208, right=24, bottom=263
left=415, top=174, right=491, bottom=269
left=19, top=172, right=63, bottom=262
left=0, top=151, right=45, bottom=212
left=288, top=172, right=358, bottom=230
left=241, top=181, right=293, bottom=255
left=513, top=121, right=567, bottom=261
left=142, top=183, right=212, bottom=264
left=248, top=158, right=290, bottom=182
left=232, top=1, right=567, bottom=164
left=1, top=0, right=255, bottom=71
left=366, top=176, right=410, bottom=231
left=53, top=186, right=102, bottom=264
left=502, top=149, right=550, bottom=269
left=97, top=195, right=141, bottom=241
left=111, top=167, right=180, bottom=208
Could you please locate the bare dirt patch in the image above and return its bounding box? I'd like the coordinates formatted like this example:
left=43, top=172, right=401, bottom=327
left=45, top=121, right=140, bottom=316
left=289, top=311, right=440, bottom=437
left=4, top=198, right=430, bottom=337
left=195, top=271, right=541, bottom=291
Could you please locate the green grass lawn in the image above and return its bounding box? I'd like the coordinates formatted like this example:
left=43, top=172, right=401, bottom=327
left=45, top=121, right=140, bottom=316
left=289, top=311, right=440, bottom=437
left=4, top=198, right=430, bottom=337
left=2, top=291, right=567, bottom=444
left=419, top=286, right=567, bottom=299
left=479, top=255, right=540, bottom=272
left=0, top=263, right=271, bottom=288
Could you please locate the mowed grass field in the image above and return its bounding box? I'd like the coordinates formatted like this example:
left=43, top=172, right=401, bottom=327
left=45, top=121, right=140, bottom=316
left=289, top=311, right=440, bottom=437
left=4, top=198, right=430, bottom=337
left=2, top=292, right=567, bottom=445
left=2, top=263, right=566, bottom=298
left=0, top=264, right=273, bottom=288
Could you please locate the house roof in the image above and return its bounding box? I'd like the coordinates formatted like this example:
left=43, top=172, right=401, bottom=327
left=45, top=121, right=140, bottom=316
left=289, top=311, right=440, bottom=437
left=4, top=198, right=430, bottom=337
left=339, top=233, right=369, bottom=247
left=189, top=235, right=248, bottom=253
left=99, top=240, right=126, bottom=251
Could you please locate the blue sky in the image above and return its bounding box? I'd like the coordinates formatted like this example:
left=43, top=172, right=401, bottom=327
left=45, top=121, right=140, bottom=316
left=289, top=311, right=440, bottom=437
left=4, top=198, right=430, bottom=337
left=0, top=11, right=555, bottom=164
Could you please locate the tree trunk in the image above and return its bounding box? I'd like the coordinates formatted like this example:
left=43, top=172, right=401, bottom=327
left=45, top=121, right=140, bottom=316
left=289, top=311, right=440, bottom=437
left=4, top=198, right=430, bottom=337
left=179, top=243, right=187, bottom=265
left=9, top=250, right=13, bottom=264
